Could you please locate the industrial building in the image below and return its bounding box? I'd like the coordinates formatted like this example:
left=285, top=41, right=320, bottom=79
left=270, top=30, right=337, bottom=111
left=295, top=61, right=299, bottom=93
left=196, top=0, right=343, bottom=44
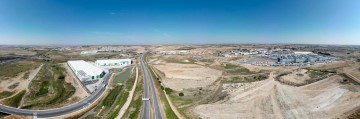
left=68, top=60, right=106, bottom=82
left=95, top=59, right=132, bottom=68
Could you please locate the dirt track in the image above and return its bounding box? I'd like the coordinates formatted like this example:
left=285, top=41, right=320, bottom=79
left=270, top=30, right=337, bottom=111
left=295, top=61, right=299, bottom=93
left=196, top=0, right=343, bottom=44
left=194, top=73, right=360, bottom=119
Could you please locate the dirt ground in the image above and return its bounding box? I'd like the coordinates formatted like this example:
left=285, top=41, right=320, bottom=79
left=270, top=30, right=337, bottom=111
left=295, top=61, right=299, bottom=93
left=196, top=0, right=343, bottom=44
left=0, top=48, right=35, bottom=56
left=279, top=69, right=310, bottom=84
left=153, top=63, right=222, bottom=91
left=63, top=63, right=89, bottom=99
left=194, top=73, right=360, bottom=119
left=0, top=64, right=42, bottom=100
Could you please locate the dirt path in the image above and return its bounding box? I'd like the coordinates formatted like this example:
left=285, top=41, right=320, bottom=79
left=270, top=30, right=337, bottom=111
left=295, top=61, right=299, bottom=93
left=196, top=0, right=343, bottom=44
left=18, top=64, right=44, bottom=107
left=115, top=66, right=139, bottom=119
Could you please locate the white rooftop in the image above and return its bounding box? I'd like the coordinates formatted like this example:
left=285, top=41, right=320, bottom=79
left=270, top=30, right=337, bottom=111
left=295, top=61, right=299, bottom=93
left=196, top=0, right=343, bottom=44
left=68, top=60, right=104, bottom=76
left=96, top=59, right=131, bottom=63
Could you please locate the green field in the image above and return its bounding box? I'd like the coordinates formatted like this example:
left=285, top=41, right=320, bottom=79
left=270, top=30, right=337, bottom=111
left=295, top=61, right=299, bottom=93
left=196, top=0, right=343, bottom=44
left=0, top=91, right=15, bottom=99
left=3, top=90, right=26, bottom=107
left=22, top=63, right=75, bottom=109
left=89, top=67, right=135, bottom=119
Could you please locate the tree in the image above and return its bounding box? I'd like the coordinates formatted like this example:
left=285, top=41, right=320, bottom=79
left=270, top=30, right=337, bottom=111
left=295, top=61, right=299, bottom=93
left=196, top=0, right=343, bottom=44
left=178, top=92, right=184, bottom=96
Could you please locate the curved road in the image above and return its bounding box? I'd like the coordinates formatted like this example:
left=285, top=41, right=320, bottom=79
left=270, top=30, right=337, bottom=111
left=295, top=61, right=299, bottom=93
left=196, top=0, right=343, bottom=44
left=0, top=71, right=112, bottom=118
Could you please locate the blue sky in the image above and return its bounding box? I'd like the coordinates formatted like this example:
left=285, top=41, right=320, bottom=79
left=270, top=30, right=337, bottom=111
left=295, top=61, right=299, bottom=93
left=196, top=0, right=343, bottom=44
left=0, top=0, right=360, bottom=45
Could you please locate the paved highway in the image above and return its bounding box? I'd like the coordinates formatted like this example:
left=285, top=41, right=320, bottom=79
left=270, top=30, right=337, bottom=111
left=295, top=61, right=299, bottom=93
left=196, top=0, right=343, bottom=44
left=140, top=53, right=164, bottom=119
left=0, top=71, right=112, bottom=118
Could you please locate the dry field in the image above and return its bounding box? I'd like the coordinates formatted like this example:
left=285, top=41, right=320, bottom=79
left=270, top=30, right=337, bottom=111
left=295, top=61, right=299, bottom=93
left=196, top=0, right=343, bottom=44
left=0, top=48, right=35, bottom=56
left=154, top=63, right=221, bottom=91
left=194, top=74, right=360, bottom=119
left=153, top=62, right=222, bottom=91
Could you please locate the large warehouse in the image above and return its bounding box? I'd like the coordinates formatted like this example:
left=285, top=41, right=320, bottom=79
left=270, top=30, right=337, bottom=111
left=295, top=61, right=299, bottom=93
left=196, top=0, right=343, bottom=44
left=95, top=59, right=132, bottom=68
left=68, top=60, right=106, bottom=82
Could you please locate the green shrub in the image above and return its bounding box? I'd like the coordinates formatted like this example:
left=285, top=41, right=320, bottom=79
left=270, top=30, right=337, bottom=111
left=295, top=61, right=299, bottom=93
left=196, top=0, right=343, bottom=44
left=4, top=90, right=26, bottom=107
left=0, top=91, right=14, bottom=99
left=178, top=92, right=184, bottom=96
left=165, top=88, right=173, bottom=94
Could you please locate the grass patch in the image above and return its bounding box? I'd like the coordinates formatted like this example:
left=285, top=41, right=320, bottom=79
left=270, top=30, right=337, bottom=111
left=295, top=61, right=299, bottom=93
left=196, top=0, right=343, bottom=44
left=128, top=96, right=142, bottom=119
left=102, top=86, right=123, bottom=107
left=7, top=82, right=20, bottom=90
left=0, top=91, right=14, bottom=99
left=22, top=63, right=75, bottom=109
left=3, top=90, right=26, bottom=107
left=165, top=88, right=174, bottom=94
left=107, top=91, right=129, bottom=119
left=222, top=74, right=268, bottom=83
left=223, top=63, right=253, bottom=75
left=23, top=71, right=30, bottom=79
left=224, top=63, right=238, bottom=69
left=35, top=81, right=49, bottom=96
left=0, top=61, right=39, bottom=80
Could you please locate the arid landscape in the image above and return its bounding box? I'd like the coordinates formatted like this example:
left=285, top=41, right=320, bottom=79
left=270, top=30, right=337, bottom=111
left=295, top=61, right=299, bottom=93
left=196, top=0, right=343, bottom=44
left=146, top=45, right=360, bottom=119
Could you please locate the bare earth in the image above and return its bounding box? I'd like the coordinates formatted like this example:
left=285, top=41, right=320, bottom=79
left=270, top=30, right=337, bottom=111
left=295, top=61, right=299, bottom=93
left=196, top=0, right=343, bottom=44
left=153, top=63, right=222, bottom=91
left=63, top=63, right=89, bottom=99
left=0, top=64, right=42, bottom=98
left=279, top=69, right=310, bottom=84
left=194, top=73, right=360, bottom=119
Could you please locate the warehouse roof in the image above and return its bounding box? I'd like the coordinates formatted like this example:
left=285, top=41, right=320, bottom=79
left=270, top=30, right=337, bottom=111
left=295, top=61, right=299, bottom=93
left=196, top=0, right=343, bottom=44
left=96, top=59, right=131, bottom=63
left=68, top=60, right=104, bottom=76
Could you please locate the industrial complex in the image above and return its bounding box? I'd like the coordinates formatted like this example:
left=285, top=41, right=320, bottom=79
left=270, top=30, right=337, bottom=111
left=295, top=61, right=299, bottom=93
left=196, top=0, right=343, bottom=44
left=68, top=60, right=106, bottom=82
left=96, top=59, right=132, bottom=69
left=232, top=49, right=335, bottom=66
left=68, top=59, right=132, bottom=92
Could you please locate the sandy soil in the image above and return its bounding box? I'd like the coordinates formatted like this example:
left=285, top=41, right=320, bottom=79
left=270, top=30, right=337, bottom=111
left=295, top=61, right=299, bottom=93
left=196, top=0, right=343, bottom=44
left=279, top=69, right=310, bottom=84
left=194, top=73, right=360, bottom=119
left=0, top=64, right=43, bottom=93
left=63, top=63, right=89, bottom=99
left=153, top=63, right=222, bottom=91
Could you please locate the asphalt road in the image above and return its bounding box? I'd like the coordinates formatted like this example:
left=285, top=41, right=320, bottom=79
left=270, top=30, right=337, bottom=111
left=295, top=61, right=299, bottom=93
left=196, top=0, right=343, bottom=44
left=140, top=53, right=164, bottom=119
left=0, top=71, right=112, bottom=118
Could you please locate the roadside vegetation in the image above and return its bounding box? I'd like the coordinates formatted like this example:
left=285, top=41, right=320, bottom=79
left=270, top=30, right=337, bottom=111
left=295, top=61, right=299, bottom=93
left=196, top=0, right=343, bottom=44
left=123, top=72, right=143, bottom=119
left=85, top=67, right=134, bottom=119
left=2, top=90, right=26, bottom=107
left=148, top=65, right=178, bottom=119
left=21, top=62, right=75, bottom=109
left=0, top=91, right=15, bottom=99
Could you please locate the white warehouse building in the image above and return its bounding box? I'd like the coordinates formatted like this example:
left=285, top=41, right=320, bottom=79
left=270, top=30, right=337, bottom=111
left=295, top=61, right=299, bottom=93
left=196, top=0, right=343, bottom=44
left=95, top=59, right=132, bottom=68
left=68, top=60, right=106, bottom=82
